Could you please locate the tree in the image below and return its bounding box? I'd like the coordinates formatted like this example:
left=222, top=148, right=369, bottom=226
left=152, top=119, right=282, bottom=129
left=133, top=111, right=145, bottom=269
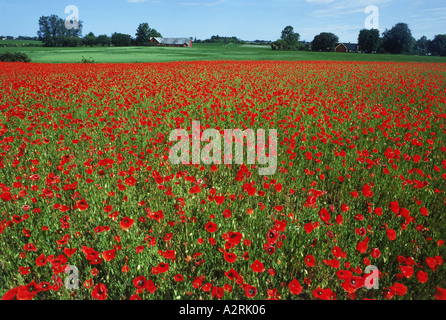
left=135, top=23, right=162, bottom=46
left=83, top=32, right=97, bottom=47
left=358, top=28, right=380, bottom=53
left=415, top=36, right=430, bottom=55
left=37, top=14, right=82, bottom=47
left=271, top=26, right=300, bottom=50
left=111, top=33, right=132, bottom=47
left=381, top=23, right=415, bottom=54
left=428, top=34, right=446, bottom=56
left=135, top=23, right=150, bottom=46
left=63, top=37, right=82, bottom=47
left=96, top=34, right=111, bottom=47
left=311, top=32, right=338, bottom=52
left=281, top=26, right=300, bottom=50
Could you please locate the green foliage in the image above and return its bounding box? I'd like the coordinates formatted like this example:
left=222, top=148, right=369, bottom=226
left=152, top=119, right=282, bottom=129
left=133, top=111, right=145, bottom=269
left=0, top=51, right=31, bottom=62
left=428, top=34, right=446, bottom=56
left=62, top=37, right=82, bottom=47
left=271, top=26, right=301, bottom=51
left=135, top=23, right=162, bottom=46
left=312, top=32, right=339, bottom=52
left=96, top=35, right=111, bottom=47
left=196, top=35, right=246, bottom=44
left=83, top=32, right=97, bottom=47
left=111, top=33, right=133, bottom=47
left=81, top=56, right=94, bottom=63
left=415, top=36, right=430, bottom=56
left=37, top=14, right=83, bottom=47
left=358, top=29, right=380, bottom=53
left=381, top=23, right=415, bottom=54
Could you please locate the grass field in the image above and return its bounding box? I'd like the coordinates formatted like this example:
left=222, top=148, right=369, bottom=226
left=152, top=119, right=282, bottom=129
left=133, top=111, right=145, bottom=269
left=1, top=43, right=446, bottom=63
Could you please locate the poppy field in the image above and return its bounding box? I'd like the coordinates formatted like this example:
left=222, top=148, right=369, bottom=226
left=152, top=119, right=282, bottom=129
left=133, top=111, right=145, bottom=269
left=0, top=60, right=445, bottom=301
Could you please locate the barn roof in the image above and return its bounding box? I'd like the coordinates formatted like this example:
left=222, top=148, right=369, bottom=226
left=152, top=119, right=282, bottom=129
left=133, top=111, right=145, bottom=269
left=336, top=42, right=359, bottom=50
left=153, top=37, right=191, bottom=45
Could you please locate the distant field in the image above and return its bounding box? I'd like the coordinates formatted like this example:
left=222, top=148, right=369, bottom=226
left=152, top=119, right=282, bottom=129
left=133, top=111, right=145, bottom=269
left=0, top=40, right=43, bottom=46
left=1, top=43, right=446, bottom=63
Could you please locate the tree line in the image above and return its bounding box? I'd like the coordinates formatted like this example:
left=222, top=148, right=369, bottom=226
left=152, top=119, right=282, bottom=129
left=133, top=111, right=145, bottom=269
left=37, top=14, right=162, bottom=47
left=12, top=14, right=446, bottom=56
left=271, top=23, right=446, bottom=56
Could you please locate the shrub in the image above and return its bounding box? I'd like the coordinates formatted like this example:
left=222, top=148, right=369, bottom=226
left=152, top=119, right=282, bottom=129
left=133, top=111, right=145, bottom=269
left=81, top=56, right=95, bottom=63
left=0, top=52, right=31, bottom=62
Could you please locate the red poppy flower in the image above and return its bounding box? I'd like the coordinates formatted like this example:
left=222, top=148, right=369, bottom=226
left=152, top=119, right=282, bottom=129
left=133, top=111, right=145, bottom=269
left=420, top=207, right=429, bottom=216
left=426, top=257, right=438, bottom=271
left=264, top=243, right=275, bottom=255
left=304, top=222, right=313, bottom=234
left=386, top=229, right=396, bottom=241
left=304, top=254, right=315, bottom=267
left=244, top=284, right=257, bottom=298
left=389, top=201, right=400, bottom=214
left=312, top=287, right=336, bottom=300
left=222, top=209, right=232, bottom=218
left=152, top=262, right=169, bottom=274
left=146, top=279, right=157, bottom=294
left=250, top=259, right=265, bottom=273
left=356, top=237, right=369, bottom=253
left=35, top=253, right=47, bottom=267
left=416, top=270, right=428, bottom=283
left=227, top=231, right=243, bottom=245
left=374, top=207, right=383, bottom=216
left=205, top=221, right=217, bottom=233
left=63, top=248, right=77, bottom=257
left=174, top=274, right=184, bottom=282
left=362, top=183, right=373, bottom=197
left=389, top=283, right=407, bottom=298
left=133, top=276, right=147, bottom=291
left=16, top=280, right=40, bottom=300
left=224, top=251, right=237, bottom=263
left=318, top=208, right=330, bottom=223
left=289, top=278, right=302, bottom=295
left=92, top=283, right=107, bottom=300
left=336, top=214, right=344, bottom=225
left=120, top=217, right=134, bottom=230
left=189, top=185, right=201, bottom=194
left=399, top=265, right=413, bottom=278
left=435, top=287, right=446, bottom=300
left=23, top=243, right=36, bottom=252
left=76, top=198, right=89, bottom=211
left=202, top=283, right=212, bottom=292
left=371, top=248, right=381, bottom=258
left=192, top=276, right=204, bottom=289
left=223, top=268, right=237, bottom=282
left=124, top=176, right=136, bottom=186
left=266, top=229, right=279, bottom=244
left=214, top=195, right=225, bottom=205
left=1, top=287, right=19, bottom=300
left=341, top=276, right=365, bottom=294
left=102, top=249, right=116, bottom=262
left=211, top=286, right=224, bottom=299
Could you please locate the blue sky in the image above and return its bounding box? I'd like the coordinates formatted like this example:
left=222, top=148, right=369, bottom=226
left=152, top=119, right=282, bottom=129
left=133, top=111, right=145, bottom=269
left=0, top=0, right=445, bottom=42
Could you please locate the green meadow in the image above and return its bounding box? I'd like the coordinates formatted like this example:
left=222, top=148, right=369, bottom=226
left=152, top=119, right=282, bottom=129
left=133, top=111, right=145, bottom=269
left=1, top=42, right=446, bottom=63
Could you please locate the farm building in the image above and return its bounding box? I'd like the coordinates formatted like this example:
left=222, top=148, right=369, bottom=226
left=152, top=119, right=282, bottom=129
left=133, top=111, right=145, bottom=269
left=149, top=37, right=192, bottom=47
left=335, top=43, right=360, bottom=53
